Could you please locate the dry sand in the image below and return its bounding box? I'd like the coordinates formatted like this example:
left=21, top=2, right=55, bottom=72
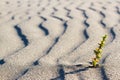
left=0, top=0, right=120, bottom=80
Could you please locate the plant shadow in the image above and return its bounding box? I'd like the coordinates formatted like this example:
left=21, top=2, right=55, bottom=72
left=51, top=64, right=90, bottom=80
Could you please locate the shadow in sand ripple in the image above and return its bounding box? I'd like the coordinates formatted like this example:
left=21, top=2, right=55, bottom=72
left=38, top=23, right=49, bottom=36
left=110, top=27, right=116, bottom=42
left=14, top=25, right=29, bottom=46
left=0, top=59, right=5, bottom=65
left=51, top=65, right=65, bottom=80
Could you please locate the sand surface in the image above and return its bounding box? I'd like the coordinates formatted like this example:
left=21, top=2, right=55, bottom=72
left=0, top=0, right=120, bottom=80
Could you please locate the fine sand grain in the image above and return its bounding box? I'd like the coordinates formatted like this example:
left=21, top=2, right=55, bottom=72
left=0, top=0, right=120, bottom=80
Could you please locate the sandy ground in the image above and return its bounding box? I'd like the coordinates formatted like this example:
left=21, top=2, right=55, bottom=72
left=0, top=0, right=120, bottom=80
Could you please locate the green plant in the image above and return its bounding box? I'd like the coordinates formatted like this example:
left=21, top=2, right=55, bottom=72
left=92, top=35, right=107, bottom=67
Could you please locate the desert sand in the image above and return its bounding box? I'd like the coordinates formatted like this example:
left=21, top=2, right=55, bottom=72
left=0, top=0, right=120, bottom=80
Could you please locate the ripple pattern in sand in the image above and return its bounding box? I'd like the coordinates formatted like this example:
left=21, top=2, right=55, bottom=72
left=0, top=0, right=120, bottom=80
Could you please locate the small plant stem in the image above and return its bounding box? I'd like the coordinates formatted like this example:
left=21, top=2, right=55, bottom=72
left=92, top=35, right=107, bottom=67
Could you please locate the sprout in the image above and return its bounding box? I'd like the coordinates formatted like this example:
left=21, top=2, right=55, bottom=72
left=92, top=35, right=107, bottom=67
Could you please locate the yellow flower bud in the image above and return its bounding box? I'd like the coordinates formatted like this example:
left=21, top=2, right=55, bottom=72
left=98, top=49, right=102, bottom=53
left=96, top=53, right=101, bottom=59
left=92, top=58, right=99, bottom=67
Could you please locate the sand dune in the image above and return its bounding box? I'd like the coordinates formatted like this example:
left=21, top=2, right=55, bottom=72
left=0, top=0, right=120, bottom=80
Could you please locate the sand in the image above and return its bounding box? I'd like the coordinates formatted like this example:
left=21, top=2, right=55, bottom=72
left=0, top=0, right=120, bottom=80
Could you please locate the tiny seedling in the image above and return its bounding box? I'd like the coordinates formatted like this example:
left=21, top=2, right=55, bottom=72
left=92, top=35, right=107, bottom=67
